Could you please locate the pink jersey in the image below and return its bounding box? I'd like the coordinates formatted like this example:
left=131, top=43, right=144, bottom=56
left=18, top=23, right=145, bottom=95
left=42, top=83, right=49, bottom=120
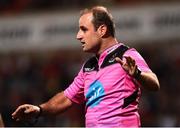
left=64, top=43, right=151, bottom=127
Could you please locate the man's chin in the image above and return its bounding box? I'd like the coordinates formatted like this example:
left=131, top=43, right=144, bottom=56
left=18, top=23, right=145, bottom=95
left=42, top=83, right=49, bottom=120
left=82, top=47, right=87, bottom=52
left=83, top=50, right=89, bottom=53
left=82, top=47, right=96, bottom=53
left=82, top=48, right=91, bottom=53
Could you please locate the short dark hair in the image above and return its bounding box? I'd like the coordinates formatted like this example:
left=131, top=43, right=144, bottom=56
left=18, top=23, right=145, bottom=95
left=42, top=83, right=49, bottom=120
left=80, top=6, right=115, bottom=37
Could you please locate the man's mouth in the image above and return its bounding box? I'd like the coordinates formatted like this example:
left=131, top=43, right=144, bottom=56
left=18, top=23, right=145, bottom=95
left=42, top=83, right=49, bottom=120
left=81, top=42, right=85, bottom=47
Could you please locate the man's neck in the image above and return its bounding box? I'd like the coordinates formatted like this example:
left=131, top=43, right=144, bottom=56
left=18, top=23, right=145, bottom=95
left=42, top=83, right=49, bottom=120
left=97, top=37, right=118, bottom=55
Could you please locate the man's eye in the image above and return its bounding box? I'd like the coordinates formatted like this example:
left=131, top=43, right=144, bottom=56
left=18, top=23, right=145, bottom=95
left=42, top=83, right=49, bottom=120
left=82, top=28, right=87, bottom=32
left=80, top=27, right=88, bottom=32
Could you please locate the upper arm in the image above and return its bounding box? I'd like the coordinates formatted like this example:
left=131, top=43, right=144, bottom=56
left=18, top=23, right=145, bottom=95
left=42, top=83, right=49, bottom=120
left=124, top=48, right=151, bottom=72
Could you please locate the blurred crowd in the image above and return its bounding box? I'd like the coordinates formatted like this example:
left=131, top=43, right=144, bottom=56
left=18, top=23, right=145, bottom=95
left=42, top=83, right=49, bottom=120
left=0, top=41, right=179, bottom=127
left=0, top=0, right=179, bottom=15
left=0, top=49, right=86, bottom=126
left=137, top=41, right=180, bottom=126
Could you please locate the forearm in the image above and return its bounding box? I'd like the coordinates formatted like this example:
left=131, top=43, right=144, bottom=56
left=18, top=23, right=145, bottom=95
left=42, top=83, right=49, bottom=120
left=39, top=92, right=72, bottom=116
left=137, top=71, right=160, bottom=91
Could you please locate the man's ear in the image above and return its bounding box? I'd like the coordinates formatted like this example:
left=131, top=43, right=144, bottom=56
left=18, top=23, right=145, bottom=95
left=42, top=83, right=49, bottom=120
left=97, top=24, right=107, bottom=38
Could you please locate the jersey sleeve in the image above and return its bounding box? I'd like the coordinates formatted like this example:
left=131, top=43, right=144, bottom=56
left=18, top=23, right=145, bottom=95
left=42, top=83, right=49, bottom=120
left=64, top=67, right=85, bottom=104
left=124, top=48, right=152, bottom=72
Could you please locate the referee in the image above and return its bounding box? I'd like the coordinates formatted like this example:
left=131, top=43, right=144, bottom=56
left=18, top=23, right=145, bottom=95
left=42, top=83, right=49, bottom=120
left=12, top=6, right=160, bottom=127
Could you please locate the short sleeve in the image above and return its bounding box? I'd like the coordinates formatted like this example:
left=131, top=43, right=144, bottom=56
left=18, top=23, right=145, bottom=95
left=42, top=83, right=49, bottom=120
left=124, top=48, right=152, bottom=72
left=64, top=67, right=85, bottom=104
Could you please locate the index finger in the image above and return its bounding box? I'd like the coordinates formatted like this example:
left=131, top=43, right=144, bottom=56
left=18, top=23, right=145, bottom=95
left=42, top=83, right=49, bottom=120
left=115, top=57, right=124, bottom=65
left=124, top=56, right=135, bottom=66
left=12, top=105, right=26, bottom=118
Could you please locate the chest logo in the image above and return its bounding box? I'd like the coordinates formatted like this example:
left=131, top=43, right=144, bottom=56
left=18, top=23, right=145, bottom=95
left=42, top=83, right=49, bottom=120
left=86, top=80, right=105, bottom=108
left=108, top=53, right=117, bottom=63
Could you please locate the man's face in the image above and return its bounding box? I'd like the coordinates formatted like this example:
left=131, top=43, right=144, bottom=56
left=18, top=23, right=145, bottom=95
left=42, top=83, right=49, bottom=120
left=76, top=13, right=101, bottom=53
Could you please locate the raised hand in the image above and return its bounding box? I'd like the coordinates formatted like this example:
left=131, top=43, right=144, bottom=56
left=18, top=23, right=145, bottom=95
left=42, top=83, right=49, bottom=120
left=115, top=56, right=139, bottom=77
left=12, top=104, right=40, bottom=121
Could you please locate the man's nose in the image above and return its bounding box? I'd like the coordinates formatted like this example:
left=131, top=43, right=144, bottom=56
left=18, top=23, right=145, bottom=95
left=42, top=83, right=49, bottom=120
left=76, top=31, right=82, bottom=40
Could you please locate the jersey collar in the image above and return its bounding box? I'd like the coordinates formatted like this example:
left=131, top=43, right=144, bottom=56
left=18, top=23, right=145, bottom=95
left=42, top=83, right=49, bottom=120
left=97, top=43, right=122, bottom=66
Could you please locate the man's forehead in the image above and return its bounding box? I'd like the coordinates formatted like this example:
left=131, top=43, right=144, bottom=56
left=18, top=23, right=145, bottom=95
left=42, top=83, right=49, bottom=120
left=79, top=13, right=93, bottom=24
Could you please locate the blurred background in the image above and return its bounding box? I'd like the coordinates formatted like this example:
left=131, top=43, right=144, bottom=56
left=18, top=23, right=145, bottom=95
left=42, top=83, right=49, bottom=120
left=0, top=0, right=180, bottom=127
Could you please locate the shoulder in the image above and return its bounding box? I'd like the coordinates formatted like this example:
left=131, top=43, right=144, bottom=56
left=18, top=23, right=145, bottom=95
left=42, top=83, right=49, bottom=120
left=124, top=47, right=143, bottom=59
left=83, top=56, right=98, bottom=72
left=115, top=44, right=129, bottom=59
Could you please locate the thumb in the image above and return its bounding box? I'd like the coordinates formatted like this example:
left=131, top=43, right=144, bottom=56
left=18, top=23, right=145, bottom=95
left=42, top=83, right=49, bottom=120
left=115, top=57, right=124, bottom=65
left=24, top=105, right=40, bottom=114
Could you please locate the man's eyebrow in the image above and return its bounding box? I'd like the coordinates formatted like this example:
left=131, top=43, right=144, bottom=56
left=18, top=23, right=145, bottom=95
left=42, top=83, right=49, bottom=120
left=80, top=26, right=88, bottom=30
